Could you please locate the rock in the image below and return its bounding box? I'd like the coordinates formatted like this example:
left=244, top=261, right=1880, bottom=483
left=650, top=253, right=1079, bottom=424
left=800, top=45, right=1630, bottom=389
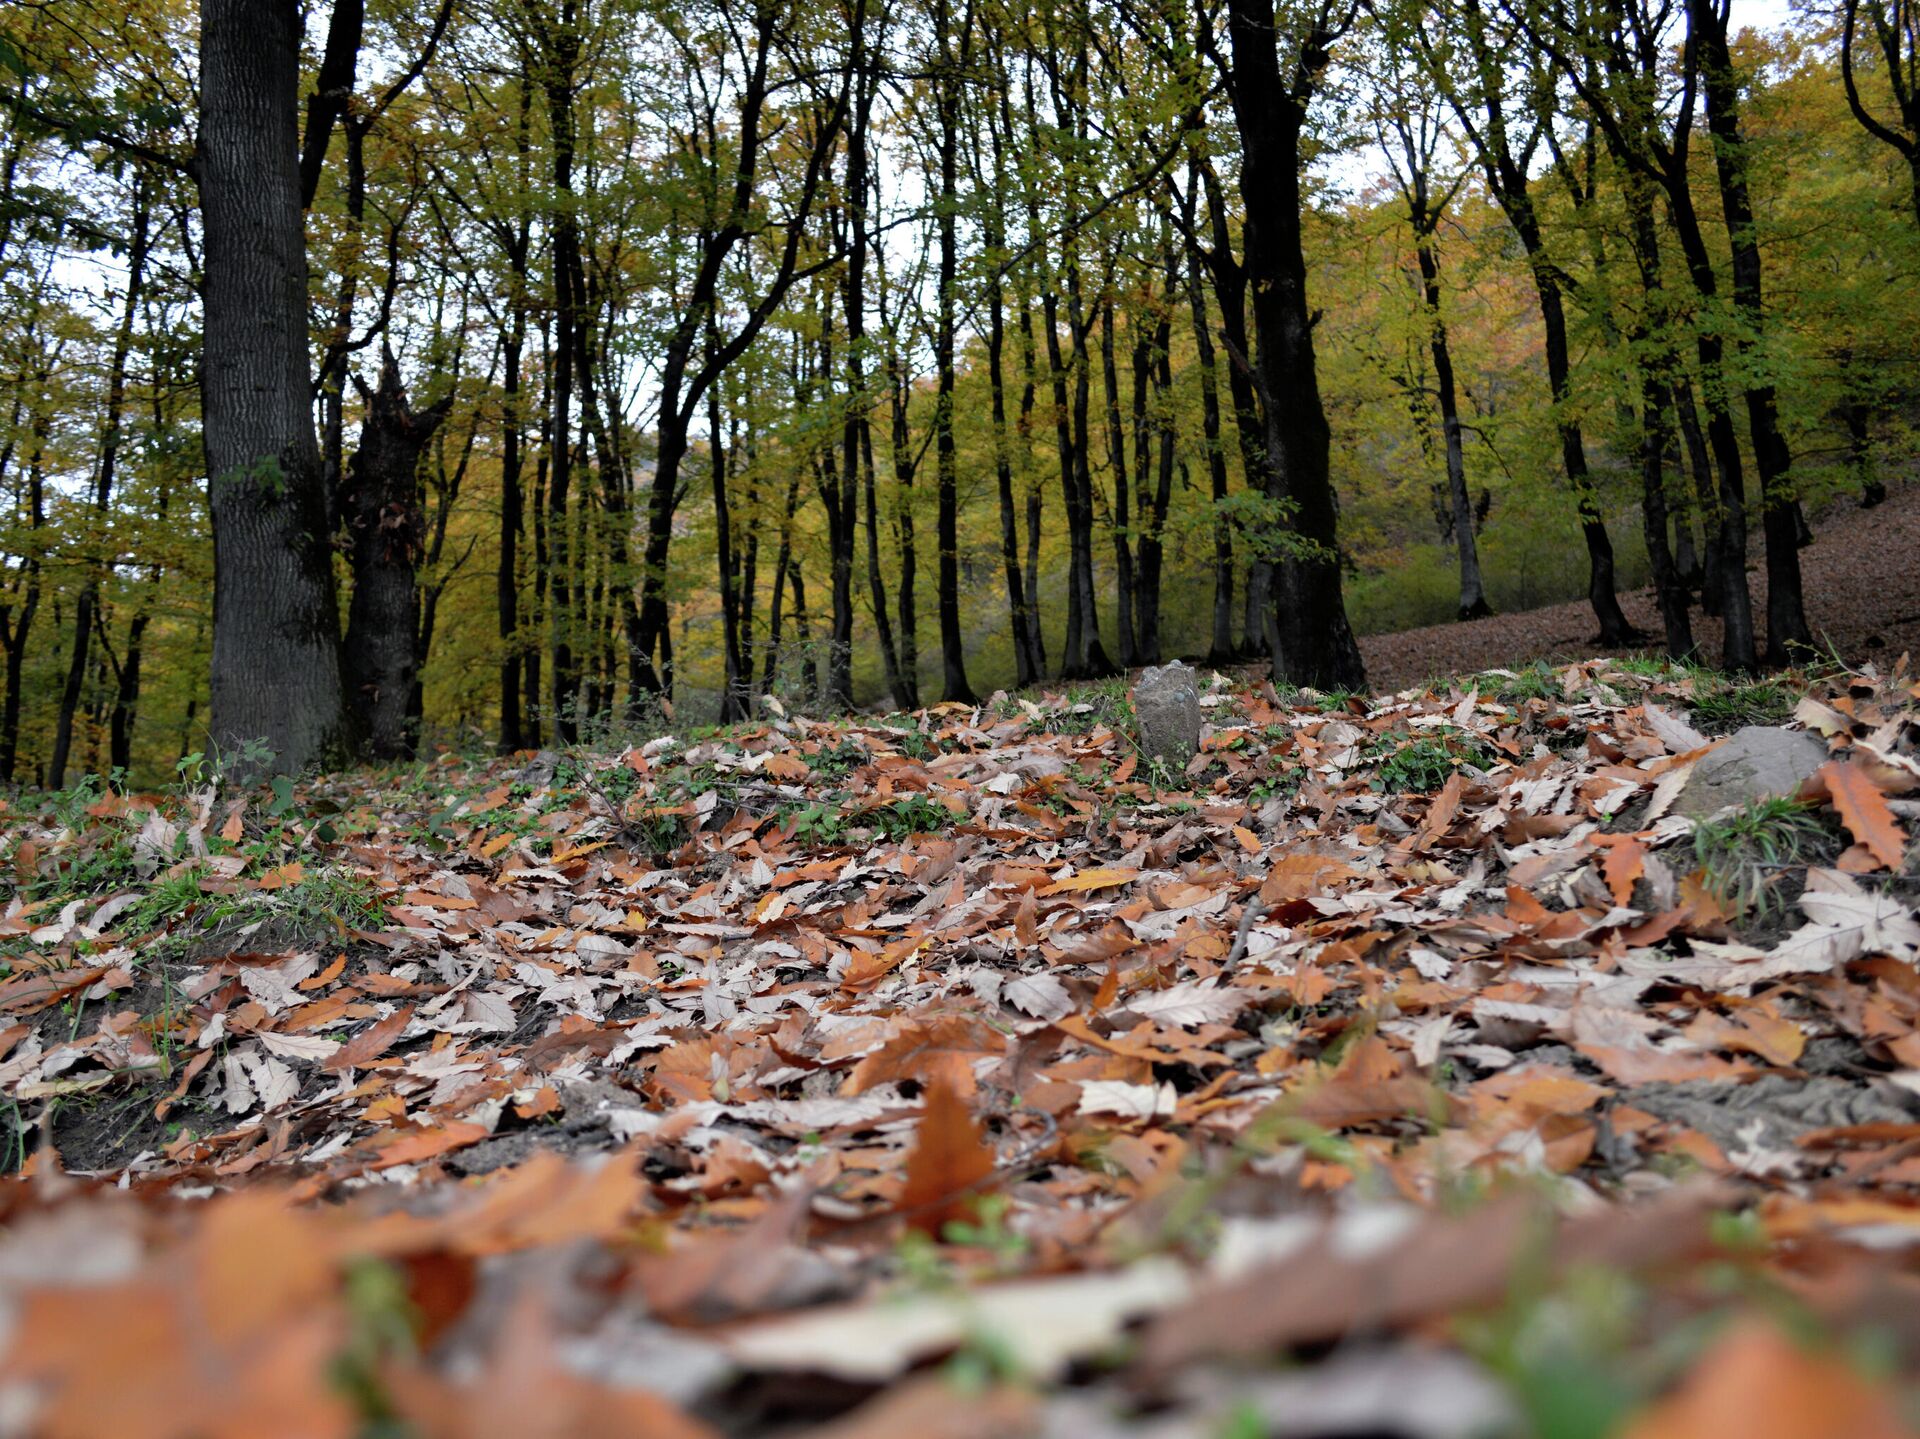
left=516, top=749, right=562, bottom=789
left=1133, top=661, right=1202, bottom=768
left=1627, top=1075, right=1920, bottom=1153
left=1671, top=725, right=1827, bottom=821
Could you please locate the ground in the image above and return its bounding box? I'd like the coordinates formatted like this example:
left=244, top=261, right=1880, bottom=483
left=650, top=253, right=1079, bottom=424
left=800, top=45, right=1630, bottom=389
left=2, top=660, right=1920, bottom=1434
left=1361, top=484, right=1920, bottom=689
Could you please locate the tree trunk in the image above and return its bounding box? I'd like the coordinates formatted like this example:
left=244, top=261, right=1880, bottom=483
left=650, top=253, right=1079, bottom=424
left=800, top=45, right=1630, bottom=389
left=1188, top=255, right=1236, bottom=663
left=932, top=0, right=976, bottom=703
left=497, top=301, right=526, bottom=752
left=537, top=1, right=582, bottom=739
left=1222, top=0, right=1365, bottom=690
left=341, top=353, right=451, bottom=759
left=1411, top=232, right=1488, bottom=620
left=200, top=0, right=349, bottom=778
left=1134, top=282, right=1177, bottom=665
left=50, top=181, right=150, bottom=789
left=0, top=384, right=51, bottom=784
left=1696, top=0, right=1812, bottom=663
left=1102, top=301, right=1138, bottom=669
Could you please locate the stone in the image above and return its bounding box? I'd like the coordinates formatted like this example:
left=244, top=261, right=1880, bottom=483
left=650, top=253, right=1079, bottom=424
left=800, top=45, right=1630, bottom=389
left=1628, top=1075, right=1920, bottom=1153
left=1132, top=661, right=1202, bottom=768
left=1671, top=725, right=1827, bottom=821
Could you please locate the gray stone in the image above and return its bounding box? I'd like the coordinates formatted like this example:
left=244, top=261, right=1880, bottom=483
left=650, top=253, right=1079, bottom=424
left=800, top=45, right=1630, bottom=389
left=1671, top=725, right=1827, bottom=820
left=1627, top=1075, right=1920, bottom=1153
left=1133, top=660, right=1202, bottom=767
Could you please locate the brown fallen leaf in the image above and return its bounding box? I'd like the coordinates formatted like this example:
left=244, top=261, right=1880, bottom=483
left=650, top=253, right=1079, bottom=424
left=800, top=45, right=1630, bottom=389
left=1624, top=1322, right=1907, bottom=1439
left=1805, top=760, right=1908, bottom=871
left=1141, top=1186, right=1720, bottom=1374
left=900, top=1076, right=998, bottom=1234
left=323, top=1005, right=414, bottom=1071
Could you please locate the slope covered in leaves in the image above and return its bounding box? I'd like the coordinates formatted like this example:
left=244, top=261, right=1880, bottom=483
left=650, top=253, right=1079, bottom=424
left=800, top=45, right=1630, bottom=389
left=2, top=660, right=1919, bottom=1436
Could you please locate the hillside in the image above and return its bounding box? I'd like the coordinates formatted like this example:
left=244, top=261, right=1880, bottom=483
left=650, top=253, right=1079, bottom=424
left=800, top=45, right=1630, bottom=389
left=1361, top=484, right=1920, bottom=690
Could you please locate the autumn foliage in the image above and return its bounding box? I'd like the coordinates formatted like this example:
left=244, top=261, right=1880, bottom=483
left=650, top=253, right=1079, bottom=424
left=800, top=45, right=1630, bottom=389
left=2, top=660, right=1919, bottom=1433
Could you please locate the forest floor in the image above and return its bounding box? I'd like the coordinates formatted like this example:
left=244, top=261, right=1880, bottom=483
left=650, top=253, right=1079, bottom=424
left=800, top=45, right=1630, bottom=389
left=3, top=658, right=1920, bottom=1435
left=1360, top=481, right=1920, bottom=690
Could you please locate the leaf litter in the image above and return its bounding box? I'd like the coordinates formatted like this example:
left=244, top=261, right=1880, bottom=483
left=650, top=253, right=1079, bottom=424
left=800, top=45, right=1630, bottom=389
left=3, top=658, right=1920, bottom=1434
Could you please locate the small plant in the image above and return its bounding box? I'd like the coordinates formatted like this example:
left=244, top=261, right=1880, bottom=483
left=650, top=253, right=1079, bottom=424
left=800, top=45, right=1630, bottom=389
left=810, top=738, right=868, bottom=780
left=870, top=795, right=958, bottom=839
left=1490, top=663, right=1560, bottom=704
left=626, top=807, right=688, bottom=858
left=1250, top=767, right=1303, bottom=803
left=1367, top=731, right=1493, bottom=793
left=1038, top=679, right=1133, bottom=735
left=779, top=802, right=850, bottom=848
left=1691, top=796, right=1833, bottom=921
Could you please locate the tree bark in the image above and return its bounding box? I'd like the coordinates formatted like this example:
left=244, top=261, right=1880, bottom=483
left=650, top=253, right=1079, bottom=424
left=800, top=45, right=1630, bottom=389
left=1696, top=0, right=1812, bottom=663
left=341, top=353, right=451, bottom=759
left=1221, top=0, right=1366, bottom=690
left=50, top=179, right=150, bottom=788
left=200, top=0, right=349, bottom=778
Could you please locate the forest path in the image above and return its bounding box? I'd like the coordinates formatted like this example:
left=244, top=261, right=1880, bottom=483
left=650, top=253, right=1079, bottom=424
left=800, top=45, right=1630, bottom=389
left=1359, top=481, right=1920, bottom=689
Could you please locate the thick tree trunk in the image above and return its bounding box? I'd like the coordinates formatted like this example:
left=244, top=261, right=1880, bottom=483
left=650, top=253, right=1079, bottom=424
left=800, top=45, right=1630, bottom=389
left=341, top=354, right=450, bottom=760
left=932, top=3, right=975, bottom=704
left=1663, top=171, right=1759, bottom=670
left=1223, top=0, right=1365, bottom=690
left=497, top=306, right=526, bottom=752
left=538, top=5, right=582, bottom=739
left=200, top=0, right=349, bottom=778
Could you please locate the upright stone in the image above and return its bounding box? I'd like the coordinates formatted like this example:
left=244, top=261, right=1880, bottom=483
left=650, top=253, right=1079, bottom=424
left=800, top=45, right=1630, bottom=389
left=1133, top=661, right=1202, bottom=768
left=1672, top=726, right=1828, bottom=820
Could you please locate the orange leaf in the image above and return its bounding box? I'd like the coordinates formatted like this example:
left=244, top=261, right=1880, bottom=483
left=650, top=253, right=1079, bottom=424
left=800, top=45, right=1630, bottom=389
left=370, top=1121, right=490, bottom=1170
left=1258, top=853, right=1359, bottom=903
left=1625, top=1322, right=1906, bottom=1439
left=297, top=952, right=347, bottom=991
left=763, top=751, right=810, bottom=781
left=1040, top=866, right=1140, bottom=895
left=324, top=1006, right=414, bottom=1071
left=256, top=861, right=304, bottom=891
left=1597, top=836, right=1647, bottom=907
left=843, top=1015, right=1004, bottom=1096
left=900, top=1077, right=997, bottom=1235
left=1811, top=760, right=1907, bottom=871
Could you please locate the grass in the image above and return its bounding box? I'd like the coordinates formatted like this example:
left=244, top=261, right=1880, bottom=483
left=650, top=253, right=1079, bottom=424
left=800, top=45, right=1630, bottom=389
left=1689, top=678, right=1797, bottom=733
left=1691, top=796, right=1836, bottom=922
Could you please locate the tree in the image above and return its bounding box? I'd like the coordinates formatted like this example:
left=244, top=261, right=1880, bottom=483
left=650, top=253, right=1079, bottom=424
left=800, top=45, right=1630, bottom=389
left=1841, top=0, right=1920, bottom=223
left=1367, top=25, right=1490, bottom=620
left=1211, top=0, right=1368, bottom=688
left=200, top=0, right=349, bottom=776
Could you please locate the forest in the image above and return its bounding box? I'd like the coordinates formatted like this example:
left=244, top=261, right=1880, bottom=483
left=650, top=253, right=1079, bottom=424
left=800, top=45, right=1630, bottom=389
left=8, top=2, right=1920, bottom=1430
left=0, top=0, right=1916, bottom=779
